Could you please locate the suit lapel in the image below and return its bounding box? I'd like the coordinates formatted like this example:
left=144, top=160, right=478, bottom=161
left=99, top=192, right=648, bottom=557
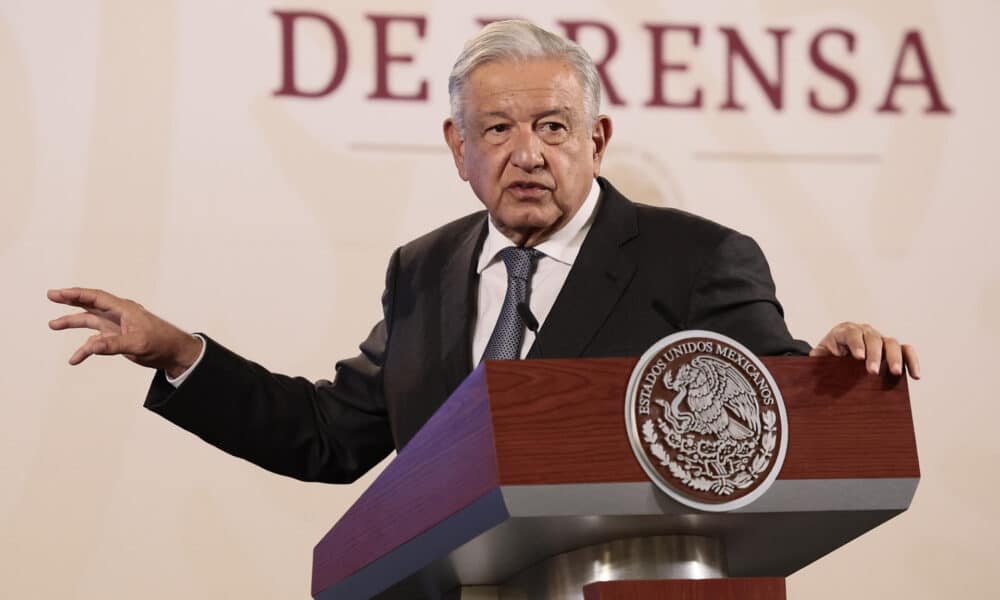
left=438, top=215, right=487, bottom=392
left=529, top=178, right=639, bottom=358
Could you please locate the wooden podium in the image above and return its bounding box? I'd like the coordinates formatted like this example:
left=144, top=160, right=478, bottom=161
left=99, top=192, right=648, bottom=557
left=311, top=357, right=918, bottom=599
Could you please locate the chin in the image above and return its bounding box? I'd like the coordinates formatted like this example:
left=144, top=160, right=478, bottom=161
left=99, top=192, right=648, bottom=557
left=496, top=208, right=557, bottom=232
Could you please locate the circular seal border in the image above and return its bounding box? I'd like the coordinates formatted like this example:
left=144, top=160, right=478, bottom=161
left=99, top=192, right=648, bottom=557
left=624, top=330, right=789, bottom=512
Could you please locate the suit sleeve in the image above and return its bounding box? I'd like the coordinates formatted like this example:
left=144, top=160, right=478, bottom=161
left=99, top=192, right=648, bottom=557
left=685, top=232, right=812, bottom=356
left=142, top=251, right=401, bottom=483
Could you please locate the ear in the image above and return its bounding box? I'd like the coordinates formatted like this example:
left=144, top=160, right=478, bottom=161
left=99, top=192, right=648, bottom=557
left=443, top=118, right=469, bottom=181
left=590, top=115, right=613, bottom=177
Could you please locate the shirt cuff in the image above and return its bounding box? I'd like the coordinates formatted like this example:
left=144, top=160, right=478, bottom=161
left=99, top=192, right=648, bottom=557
left=164, top=333, right=207, bottom=388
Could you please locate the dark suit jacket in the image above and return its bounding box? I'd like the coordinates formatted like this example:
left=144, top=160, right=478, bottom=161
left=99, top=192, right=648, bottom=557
left=144, top=178, right=809, bottom=483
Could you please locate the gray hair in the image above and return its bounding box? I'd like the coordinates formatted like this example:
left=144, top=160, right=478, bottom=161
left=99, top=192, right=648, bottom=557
left=448, top=20, right=601, bottom=132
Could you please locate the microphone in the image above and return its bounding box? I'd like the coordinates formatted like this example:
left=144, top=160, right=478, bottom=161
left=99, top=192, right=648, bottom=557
left=516, top=302, right=543, bottom=358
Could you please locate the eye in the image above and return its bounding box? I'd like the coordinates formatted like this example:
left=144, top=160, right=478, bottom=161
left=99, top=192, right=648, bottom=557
left=538, top=120, right=570, bottom=142
left=482, top=122, right=512, bottom=145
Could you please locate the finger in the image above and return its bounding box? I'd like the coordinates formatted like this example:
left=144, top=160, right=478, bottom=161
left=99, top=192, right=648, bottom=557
left=883, top=337, right=903, bottom=376
left=48, top=288, right=86, bottom=306
left=809, top=346, right=832, bottom=357
left=862, top=327, right=884, bottom=374
left=49, top=312, right=117, bottom=333
left=90, top=335, right=134, bottom=358
left=47, top=287, right=123, bottom=312
left=814, top=331, right=845, bottom=357
left=68, top=333, right=133, bottom=365
left=902, top=344, right=921, bottom=379
left=839, top=324, right=866, bottom=360
left=68, top=333, right=104, bottom=365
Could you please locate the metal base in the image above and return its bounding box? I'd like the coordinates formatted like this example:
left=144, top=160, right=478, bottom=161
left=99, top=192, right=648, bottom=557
left=482, top=536, right=726, bottom=600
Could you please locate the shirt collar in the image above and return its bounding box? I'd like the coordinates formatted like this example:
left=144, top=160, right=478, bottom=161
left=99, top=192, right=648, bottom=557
left=477, top=180, right=601, bottom=274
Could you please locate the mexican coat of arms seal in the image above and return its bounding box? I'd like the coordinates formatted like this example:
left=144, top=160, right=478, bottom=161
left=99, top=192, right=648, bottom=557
left=625, top=330, right=788, bottom=511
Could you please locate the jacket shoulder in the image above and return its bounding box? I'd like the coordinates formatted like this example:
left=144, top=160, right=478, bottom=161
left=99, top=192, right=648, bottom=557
left=394, top=210, right=486, bottom=276
left=598, top=178, right=739, bottom=251
left=631, top=202, right=738, bottom=249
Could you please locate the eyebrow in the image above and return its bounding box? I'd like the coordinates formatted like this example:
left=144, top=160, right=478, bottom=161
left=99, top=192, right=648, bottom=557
left=479, top=107, right=574, bottom=121
left=481, top=111, right=511, bottom=121
left=534, top=108, right=573, bottom=120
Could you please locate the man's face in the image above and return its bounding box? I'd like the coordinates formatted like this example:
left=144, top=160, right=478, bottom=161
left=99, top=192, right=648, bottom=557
left=444, top=59, right=612, bottom=246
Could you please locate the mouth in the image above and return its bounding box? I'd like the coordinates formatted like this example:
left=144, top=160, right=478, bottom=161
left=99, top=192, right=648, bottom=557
left=506, top=181, right=551, bottom=196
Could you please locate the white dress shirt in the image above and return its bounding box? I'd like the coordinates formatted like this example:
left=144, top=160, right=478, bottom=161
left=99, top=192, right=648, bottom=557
left=165, top=333, right=206, bottom=387
left=169, top=179, right=601, bottom=386
left=472, top=180, right=600, bottom=363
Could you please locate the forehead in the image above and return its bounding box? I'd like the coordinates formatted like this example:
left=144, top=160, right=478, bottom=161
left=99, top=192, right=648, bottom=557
left=463, top=59, right=585, bottom=118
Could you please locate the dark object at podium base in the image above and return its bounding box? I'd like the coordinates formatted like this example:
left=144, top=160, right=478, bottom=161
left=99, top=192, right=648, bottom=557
left=582, top=577, right=786, bottom=600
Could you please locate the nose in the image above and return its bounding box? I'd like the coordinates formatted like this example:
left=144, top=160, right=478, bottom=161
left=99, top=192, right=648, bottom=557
left=509, top=126, right=544, bottom=172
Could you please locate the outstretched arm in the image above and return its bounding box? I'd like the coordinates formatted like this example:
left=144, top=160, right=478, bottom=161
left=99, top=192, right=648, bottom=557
left=47, top=285, right=395, bottom=483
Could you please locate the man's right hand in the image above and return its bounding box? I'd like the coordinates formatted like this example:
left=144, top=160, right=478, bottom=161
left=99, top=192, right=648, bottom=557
left=48, top=287, right=202, bottom=379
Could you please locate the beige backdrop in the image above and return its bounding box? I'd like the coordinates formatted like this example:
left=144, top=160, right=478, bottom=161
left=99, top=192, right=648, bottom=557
left=3, top=0, right=997, bottom=598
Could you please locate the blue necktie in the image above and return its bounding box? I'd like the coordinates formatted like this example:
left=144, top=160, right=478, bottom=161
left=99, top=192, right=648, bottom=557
left=482, top=247, right=541, bottom=361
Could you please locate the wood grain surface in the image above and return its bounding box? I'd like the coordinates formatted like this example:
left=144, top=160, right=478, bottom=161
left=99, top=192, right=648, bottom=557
left=485, top=356, right=917, bottom=484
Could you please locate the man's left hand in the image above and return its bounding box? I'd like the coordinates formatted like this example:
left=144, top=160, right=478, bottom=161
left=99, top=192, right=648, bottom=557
left=810, top=322, right=920, bottom=379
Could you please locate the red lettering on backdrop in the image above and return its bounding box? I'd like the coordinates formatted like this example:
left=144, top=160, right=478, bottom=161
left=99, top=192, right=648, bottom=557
left=269, top=11, right=954, bottom=116
left=877, top=30, right=952, bottom=114
left=366, top=15, right=429, bottom=101
left=272, top=10, right=349, bottom=98
left=719, top=27, right=790, bottom=111
left=808, top=28, right=858, bottom=114
left=559, top=20, right=625, bottom=106
left=645, top=24, right=703, bottom=109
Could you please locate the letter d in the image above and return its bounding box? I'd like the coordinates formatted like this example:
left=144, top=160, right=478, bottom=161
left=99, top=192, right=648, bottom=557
left=273, top=10, right=349, bottom=98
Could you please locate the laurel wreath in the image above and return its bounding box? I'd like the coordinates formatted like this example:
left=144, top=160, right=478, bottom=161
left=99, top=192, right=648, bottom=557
left=642, top=409, right=777, bottom=496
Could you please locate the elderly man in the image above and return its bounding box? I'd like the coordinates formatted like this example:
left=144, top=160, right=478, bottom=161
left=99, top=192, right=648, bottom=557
left=48, top=21, right=918, bottom=482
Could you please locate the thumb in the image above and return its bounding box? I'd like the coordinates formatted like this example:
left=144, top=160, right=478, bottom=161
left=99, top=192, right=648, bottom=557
left=92, top=334, right=129, bottom=356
